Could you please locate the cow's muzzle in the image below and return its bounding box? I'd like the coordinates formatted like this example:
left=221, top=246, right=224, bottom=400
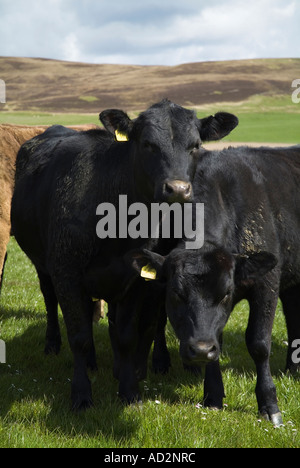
left=181, top=340, right=219, bottom=364
left=162, top=179, right=193, bottom=203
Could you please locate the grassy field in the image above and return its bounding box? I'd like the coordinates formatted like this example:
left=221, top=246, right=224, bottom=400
left=206, top=95, right=300, bottom=144
left=0, top=239, right=299, bottom=448
left=1, top=94, right=299, bottom=143
left=0, top=111, right=100, bottom=127
left=0, top=110, right=299, bottom=144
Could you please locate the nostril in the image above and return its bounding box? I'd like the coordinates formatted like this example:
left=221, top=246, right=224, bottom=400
left=165, top=182, right=174, bottom=194
left=185, top=183, right=192, bottom=194
left=207, top=345, right=218, bottom=360
left=188, top=344, right=197, bottom=360
left=184, top=183, right=192, bottom=199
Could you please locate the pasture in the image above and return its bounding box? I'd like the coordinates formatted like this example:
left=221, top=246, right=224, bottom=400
left=0, top=239, right=299, bottom=448
left=0, top=95, right=300, bottom=447
left=1, top=94, right=300, bottom=143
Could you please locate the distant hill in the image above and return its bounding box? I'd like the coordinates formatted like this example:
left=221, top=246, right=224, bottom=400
left=0, top=56, right=299, bottom=113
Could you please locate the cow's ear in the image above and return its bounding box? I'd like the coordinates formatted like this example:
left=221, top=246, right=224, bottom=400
left=99, top=109, right=133, bottom=140
left=198, top=112, right=238, bottom=142
left=234, top=251, right=277, bottom=287
left=125, top=249, right=166, bottom=281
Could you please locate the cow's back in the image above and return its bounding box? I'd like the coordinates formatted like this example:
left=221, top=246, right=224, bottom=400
left=12, top=126, right=115, bottom=269
left=14, top=125, right=76, bottom=181
left=195, top=145, right=300, bottom=290
left=0, top=124, right=47, bottom=196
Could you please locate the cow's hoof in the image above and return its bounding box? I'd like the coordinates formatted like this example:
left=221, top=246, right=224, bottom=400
left=203, top=399, right=223, bottom=410
left=119, top=392, right=142, bottom=406
left=71, top=395, right=93, bottom=411
left=152, top=359, right=171, bottom=375
left=261, top=411, right=283, bottom=426
left=271, top=412, right=283, bottom=426
left=44, top=338, right=61, bottom=355
left=129, top=400, right=143, bottom=409
left=71, top=380, right=93, bottom=411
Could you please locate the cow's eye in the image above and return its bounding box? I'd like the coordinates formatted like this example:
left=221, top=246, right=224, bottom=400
left=220, top=291, right=231, bottom=305
left=189, top=142, right=200, bottom=155
left=172, top=288, right=186, bottom=304
left=144, top=140, right=157, bottom=152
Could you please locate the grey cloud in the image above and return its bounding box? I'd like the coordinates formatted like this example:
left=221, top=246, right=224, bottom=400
left=0, top=0, right=299, bottom=65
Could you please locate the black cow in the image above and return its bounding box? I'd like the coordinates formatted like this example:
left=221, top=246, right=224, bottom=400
left=131, top=145, right=300, bottom=425
left=11, top=99, right=238, bottom=409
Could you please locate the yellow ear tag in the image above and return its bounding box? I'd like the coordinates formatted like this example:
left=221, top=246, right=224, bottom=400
left=141, top=264, right=157, bottom=281
left=115, top=130, right=129, bottom=142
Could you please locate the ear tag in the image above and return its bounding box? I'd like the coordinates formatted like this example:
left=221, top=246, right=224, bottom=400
left=115, top=130, right=129, bottom=142
left=141, top=264, right=157, bottom=281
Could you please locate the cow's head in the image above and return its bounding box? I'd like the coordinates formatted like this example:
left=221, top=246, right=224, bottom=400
left=128, top=247, right=277, bottom=365
left=100, top=100, right=238, bottom=204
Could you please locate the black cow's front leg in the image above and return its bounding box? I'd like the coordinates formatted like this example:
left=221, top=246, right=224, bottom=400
left=152, top=307, right=171, bottom=375
left=108, top=280, right=163, bottom=404
left=108, top=300, right=142, bottom=404
left=246, top=285, right=282, bottom=425
left=55, top=281, right=97, bottom=410
left=203, top=359, right=225, bottom=409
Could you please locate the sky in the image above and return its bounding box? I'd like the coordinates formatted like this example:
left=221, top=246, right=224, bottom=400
left=0, top=0, right=299, bottom=66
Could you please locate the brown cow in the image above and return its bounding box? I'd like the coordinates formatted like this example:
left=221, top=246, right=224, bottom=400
left=0, top=123, right=104, bottom=319
left=0, top=124, right=47, bottom=289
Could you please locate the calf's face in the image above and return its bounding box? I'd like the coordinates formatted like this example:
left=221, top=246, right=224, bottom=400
left=164, top=249, right=235, bottom=365
left=130, top=248, right=277, bottom=365
left=100, top=100, right=238, bottom=204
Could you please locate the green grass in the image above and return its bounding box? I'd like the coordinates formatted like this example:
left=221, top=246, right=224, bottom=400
left=196, top=95, right=300, bottom=144
left=0, top=94, right=300, bottom=143
left=79, top=96, right=99, bottom=103
left=221, top=112, right=300, bottom=143
left=0, top=111, right=100, bottom=127
left=0, top=239, right=299, bottom=448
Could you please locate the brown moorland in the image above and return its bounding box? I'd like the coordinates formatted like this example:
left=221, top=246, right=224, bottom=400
left=0, top=56, right=299, bottom=113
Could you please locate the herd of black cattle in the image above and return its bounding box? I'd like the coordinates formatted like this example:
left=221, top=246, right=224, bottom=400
left=7, top=99, right=300, bottom=426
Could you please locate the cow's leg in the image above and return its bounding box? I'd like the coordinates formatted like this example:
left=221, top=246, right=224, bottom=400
left=0, top=252, right=7, bottom=294
left=108, top=280, right=163, bottom=404
left=246, top=285, right=282, bottom=425
left=281, top=285, right=300, bottom=374
left=54, top=280, right=97, bottom=410
left=135, top=294, right=163, bottom=381
left=108, top=301, right=142, bottom=404
left=152, top=307, right=171, bottom=374
left=203, top=359, right=225, bottom=409
left=37, top=270, right=61, bottom=355
left=0, top=221, right=10, bottom=295
left=203, top=335, right=225, bottom=408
